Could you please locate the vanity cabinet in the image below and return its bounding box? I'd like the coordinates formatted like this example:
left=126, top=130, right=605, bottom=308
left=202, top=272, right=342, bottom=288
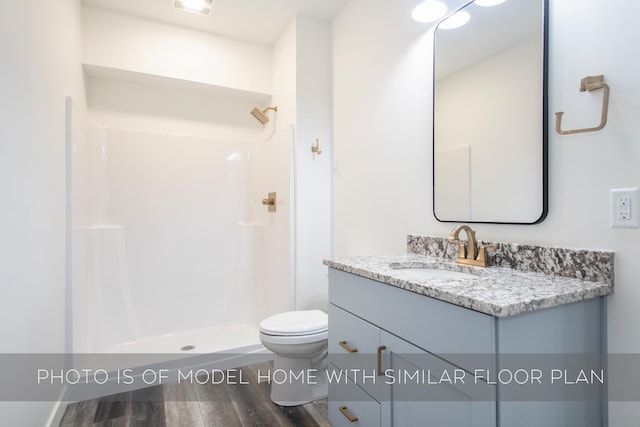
left=328, top=268, right=605, bottom=427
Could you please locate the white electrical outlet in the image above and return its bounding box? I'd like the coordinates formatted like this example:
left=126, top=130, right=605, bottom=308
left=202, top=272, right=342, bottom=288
left=610, top=188, right=640, bottom=228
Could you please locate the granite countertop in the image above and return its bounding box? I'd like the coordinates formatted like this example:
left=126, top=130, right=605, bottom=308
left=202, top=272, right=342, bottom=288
left=324, top=253, right=614, bottom=317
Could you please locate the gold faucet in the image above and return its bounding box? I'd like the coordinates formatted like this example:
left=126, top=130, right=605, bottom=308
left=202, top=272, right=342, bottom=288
left=448, top=225, right=497, bottom=267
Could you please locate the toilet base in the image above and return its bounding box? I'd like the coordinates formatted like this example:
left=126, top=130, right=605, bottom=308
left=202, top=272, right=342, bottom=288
left=270, top=382, right=328, bottom=407
left=269, top=355, right=328, bottom=407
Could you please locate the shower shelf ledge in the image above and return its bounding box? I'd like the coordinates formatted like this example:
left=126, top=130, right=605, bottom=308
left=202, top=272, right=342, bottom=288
left=82, top=63, right=272, bottom=104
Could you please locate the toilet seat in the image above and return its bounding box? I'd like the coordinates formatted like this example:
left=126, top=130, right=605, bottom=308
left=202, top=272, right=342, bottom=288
left=259, top=329, right=328, bottom=345
left=259, top=309, right=328, bottom=336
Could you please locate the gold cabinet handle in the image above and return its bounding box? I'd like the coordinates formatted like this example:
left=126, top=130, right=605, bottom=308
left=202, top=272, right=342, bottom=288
left=377, top=345, right=386, bottom=376
left=339, top=341, right=358, bottom=353
left=339, top=405, right=359, bottom=422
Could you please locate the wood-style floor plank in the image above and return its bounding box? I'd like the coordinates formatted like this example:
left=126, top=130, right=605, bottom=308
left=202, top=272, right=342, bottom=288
left=224, top=368, right=285, bottom=427
left=304, top=399, right=332, bottom=427
left=129, top=384, right=166, bottom=427
left=58, top=362, right=329, bottom=427
left=163, top=380, right=205, bottom=427
left=92, top=416, right=132, bottom=427
left=92, top=392, right=131, bottom=426
left=59, top=398, right=99, bottom=427
left=194, top=370, right=243, bottom=426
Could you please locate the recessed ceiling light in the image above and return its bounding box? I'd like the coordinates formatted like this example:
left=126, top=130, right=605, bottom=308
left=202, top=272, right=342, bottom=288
left=412, top=0, right=448, bottom=23
left=174, top=0, right=213, bottom=16
left=439, top=10, right=471, bottom=29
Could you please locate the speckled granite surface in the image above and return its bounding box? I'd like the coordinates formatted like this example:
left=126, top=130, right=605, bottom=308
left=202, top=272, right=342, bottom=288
left=407, top=235, right=614, bottom=285
left=324, top=248, right=614, bottom=318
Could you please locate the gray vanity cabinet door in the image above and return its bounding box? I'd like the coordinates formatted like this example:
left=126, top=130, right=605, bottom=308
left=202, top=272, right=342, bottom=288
left=328, top=365, right=381, bottom=427
left=380, top=331, right=496, bottom=427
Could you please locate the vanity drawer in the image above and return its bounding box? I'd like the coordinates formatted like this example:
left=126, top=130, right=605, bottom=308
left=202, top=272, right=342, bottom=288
left=329, top=269, right=495, bottom=357
left=328, top=363, right=381, bottom=427
left=329, top=303, right=382, bottom=400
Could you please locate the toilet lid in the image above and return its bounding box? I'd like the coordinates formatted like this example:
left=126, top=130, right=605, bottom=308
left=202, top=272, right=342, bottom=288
left=259, top=310, right=328, bottom=336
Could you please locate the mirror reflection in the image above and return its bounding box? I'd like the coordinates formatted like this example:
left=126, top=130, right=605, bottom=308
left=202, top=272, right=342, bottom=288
left=433, top=0, right=547, bottom=224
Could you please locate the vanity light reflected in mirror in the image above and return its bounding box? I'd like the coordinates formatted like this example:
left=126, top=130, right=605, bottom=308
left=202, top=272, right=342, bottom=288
left=412, top=0, right=448, bottom=23
left=439, top=10, right=471, bottom=30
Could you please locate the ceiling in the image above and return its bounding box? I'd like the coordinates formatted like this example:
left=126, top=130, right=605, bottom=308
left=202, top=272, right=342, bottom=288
left=82, top=0, right=350, bottom=46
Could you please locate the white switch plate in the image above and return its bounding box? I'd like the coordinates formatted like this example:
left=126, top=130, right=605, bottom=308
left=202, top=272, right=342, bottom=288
left=610, top=188, right=640, bottom=228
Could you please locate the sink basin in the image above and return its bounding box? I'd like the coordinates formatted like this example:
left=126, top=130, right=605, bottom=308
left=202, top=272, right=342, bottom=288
left=388, top=263, right=479, bottom=280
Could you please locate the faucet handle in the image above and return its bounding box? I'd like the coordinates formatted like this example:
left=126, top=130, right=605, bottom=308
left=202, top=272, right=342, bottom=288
left=479, top=243, right=498, bottom=250
left=449, top=239, right=467, bottom=260
left=476, top=243, right=498, bottom=266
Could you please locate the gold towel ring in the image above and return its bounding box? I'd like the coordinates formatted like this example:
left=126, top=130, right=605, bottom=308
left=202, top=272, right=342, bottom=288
left=555, top=75, right=609, bottom=135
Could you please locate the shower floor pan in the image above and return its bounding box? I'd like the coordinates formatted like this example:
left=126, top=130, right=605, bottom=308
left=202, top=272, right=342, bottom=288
left=106, top=324, right=263, bottom=354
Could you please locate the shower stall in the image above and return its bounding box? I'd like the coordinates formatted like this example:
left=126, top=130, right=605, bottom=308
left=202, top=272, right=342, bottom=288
left=68, top=99, right=294, bottom=359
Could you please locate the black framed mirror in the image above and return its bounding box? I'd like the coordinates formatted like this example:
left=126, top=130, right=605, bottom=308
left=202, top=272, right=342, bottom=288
left=433, top=0, right=548, bottom=224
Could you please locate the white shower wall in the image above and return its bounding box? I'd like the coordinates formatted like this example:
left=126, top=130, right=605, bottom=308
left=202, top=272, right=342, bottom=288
left=71, top=123, right=293, bottom=353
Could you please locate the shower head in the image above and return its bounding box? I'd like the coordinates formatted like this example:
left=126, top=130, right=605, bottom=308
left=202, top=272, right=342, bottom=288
left=251, top=106, right=278, bottom=125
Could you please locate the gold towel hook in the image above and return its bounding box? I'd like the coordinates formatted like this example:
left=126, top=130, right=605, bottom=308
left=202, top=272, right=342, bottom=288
left=555, top=75, right=610, bottom=135
left=311, top=138, right=322, bottom=159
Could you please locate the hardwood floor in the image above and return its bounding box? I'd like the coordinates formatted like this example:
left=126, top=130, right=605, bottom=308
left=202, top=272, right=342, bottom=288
left=59, top=362, right=330, bottom=427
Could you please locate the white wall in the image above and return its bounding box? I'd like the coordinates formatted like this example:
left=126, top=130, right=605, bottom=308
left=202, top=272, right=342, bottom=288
left=271, top=19, right=298, bottom=132
left=294, top=16, right=333, bottom=310
left=333, top=0, right=433, bottom=256
left=271, top=16, right=332, bottom=311
left=333, top=0, right=640, bottom=424
left=0, top=0, right=85, bottom=425
left=82, top=5, right=272, bottom=94
left=82, top=5, right=273, bottom=141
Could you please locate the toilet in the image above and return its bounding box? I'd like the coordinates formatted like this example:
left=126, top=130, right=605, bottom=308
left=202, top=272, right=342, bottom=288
left=259, top=309, right=328, bottom=406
